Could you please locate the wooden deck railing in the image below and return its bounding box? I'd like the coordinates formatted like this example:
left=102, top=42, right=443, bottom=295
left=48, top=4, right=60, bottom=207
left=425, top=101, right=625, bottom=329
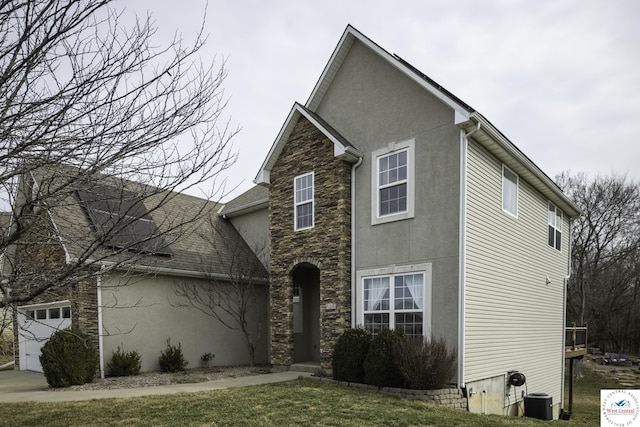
left=565, top=324, right=588, bottom=359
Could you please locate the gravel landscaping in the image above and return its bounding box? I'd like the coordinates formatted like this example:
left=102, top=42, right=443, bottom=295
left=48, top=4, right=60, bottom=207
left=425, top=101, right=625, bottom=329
left=52, top=366, right=269, bottom=392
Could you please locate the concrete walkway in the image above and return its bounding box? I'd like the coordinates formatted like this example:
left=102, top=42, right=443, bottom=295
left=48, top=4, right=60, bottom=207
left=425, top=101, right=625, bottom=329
left=0, top=370, right=310, bottom=403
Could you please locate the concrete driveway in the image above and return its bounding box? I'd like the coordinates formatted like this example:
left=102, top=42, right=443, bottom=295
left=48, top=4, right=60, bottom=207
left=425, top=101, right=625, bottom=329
left=0, top=370, right=49, bottom=394
left=0, top=369, right=309, bottom=403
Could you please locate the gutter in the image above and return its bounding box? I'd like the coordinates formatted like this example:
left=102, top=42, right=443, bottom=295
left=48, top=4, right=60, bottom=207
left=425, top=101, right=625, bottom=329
left=468, top=114, right=581, bottom=217
left=220, top=198, right=269, bottom=219
left=68, top=257, right=269, bottom=284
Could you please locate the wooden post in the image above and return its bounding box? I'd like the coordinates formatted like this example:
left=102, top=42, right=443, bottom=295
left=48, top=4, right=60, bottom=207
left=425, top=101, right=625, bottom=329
left=568, top=358, right=575, bottom=416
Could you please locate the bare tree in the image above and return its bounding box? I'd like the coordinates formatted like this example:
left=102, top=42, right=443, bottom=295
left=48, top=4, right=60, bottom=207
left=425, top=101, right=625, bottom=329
left=173, top=218, right=268, bottom=366
left=558, top=172, right=640, bottom=353
left=0, top=0, right=238, bottom=309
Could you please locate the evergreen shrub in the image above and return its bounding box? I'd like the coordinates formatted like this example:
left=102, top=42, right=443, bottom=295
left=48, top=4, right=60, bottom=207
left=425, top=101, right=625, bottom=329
left=107, top=345, right=142, bottom=377
left=332, top=328, right=371, bottom=382
left=39, top=328, right=98, bottom=388
left=363, top=328, right=405, bottom=388
left=158, top=338, right=188, bottom=372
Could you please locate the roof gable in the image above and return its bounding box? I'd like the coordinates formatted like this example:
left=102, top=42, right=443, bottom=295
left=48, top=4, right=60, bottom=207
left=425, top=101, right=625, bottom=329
left=254, top=25, right=581, bottom=217
left=254, top=102, right=361, bottom=185
left=305, top=25, right=475, bottom=125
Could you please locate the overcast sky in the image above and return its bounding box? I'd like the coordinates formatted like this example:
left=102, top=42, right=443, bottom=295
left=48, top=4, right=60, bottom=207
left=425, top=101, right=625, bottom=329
left=127, top=0, right=640, bottom=201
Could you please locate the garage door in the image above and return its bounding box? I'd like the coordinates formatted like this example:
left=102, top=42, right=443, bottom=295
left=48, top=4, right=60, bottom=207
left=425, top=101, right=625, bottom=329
left=18, top=303, right=72, bottom=373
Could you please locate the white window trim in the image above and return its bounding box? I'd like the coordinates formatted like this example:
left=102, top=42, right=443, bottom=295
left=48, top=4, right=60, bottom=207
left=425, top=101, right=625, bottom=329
left=371, top=139, right=415, bottom=225
left=548, top=201, right=563, bottom=251
left=356, top=263, right=432, bottom=336
left=502, top=164, right=518, bottom=218
left=294, top=172, right=314, bottom=231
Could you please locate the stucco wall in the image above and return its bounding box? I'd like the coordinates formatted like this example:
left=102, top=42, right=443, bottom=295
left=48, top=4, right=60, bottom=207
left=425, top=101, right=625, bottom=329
left=314, top=39, right=461, bottom=346
left=101, top=273, right=269, bottom=373
left=228, top=208, right=270, bottom=269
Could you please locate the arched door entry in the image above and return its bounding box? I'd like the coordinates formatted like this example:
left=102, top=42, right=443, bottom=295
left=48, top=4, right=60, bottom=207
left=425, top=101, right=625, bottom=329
left=292, top=263, right=320, bottom=363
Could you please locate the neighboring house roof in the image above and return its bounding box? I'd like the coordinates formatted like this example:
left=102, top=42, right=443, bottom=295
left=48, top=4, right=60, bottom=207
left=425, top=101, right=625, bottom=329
left=219, top=185, right=269, bottom=218
left=256, top=24, right=581, bottom=218
left=20, top=166, right=267, bottom=281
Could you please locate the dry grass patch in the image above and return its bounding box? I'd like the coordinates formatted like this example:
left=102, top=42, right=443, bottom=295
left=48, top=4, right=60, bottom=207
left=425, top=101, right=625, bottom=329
left=0, top=380, right=572, bottom=427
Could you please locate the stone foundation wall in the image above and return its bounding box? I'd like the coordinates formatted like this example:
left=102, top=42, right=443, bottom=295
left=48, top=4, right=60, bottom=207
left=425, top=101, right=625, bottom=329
left=306, top=376, right=468, bottom=410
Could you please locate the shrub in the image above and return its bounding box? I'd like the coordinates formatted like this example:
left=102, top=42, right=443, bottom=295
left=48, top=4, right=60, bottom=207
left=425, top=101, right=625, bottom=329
left=200, top=352, right=215, bottom=367
left=107, top=346, right=142, bottom=377
left=396, top=334, right=457, bottom=390
left=363, top=328, right=405, bottom=388
left=0, top=328, right=13, bottom=357
left=332, top=328, right=371, bottom=382
left=158, top=338, right=188, bottom=373
left=39, top=328, right=98, bottom=388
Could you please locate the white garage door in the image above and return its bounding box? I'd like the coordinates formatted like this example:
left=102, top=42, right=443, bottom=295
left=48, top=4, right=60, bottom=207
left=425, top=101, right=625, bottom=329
left=18, top=303, right=72, bottom=373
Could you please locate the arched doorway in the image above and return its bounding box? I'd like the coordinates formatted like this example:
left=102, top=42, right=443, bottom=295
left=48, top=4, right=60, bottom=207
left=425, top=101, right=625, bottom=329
left=292, top=263, right=320, bottom=363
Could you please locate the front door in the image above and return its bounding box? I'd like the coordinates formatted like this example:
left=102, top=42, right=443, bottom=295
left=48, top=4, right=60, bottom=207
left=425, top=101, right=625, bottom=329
left=292, top=264, right=320, bottom=363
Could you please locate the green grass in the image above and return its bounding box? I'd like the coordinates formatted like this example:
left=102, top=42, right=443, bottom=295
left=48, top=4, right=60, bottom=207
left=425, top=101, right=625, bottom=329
left=0, top=363, right=617, bottom=427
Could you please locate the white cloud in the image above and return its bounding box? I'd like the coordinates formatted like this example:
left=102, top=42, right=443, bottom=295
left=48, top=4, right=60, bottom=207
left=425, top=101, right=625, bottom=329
left=125, top=0, right=640, bottom=198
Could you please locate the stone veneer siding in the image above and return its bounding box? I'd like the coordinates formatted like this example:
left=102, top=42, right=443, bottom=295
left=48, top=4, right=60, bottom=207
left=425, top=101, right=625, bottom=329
left=269, top=116, right=352, bottom=368
left=11, top=210, right=99, bottom=369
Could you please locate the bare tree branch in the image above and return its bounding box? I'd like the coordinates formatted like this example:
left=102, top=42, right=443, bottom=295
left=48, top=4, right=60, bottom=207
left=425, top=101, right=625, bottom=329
left=172, top=218, right=268, bottom=366
left=558, top=172, right=640, bottom=353
left=0, top=1, right=239, bottom=311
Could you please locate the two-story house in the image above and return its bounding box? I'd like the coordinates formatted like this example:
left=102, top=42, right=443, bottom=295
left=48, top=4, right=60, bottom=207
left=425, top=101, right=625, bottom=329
left=223, top=25, right=580, bottom=417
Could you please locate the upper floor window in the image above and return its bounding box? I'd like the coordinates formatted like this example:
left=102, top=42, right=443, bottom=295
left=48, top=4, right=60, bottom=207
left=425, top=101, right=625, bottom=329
left=378, top=150, right=408, bottom=216
left=502, top=165, right=518, bottom=217
left=294, top=172, right=314, bottom=230
left=548, top=202, right=562, bottom=250
left=372, top=139, right=415, bottom=225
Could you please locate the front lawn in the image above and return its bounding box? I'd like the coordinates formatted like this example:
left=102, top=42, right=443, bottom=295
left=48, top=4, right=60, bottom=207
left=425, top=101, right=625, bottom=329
left=0, top=374, right=613, bottom=427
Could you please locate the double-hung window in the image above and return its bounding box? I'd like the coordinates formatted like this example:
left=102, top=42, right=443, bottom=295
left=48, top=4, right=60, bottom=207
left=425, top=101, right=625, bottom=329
left=378, top=150, right=408, bottom=216
left=363, top=272, right=425, bottom=337
left=548, top=202, right=562, bottom=250
left=502, top=165, right=518, bottom=217
left=372, top=139, right=415, bottom=225
left=294, top=172, right=314, bottom=230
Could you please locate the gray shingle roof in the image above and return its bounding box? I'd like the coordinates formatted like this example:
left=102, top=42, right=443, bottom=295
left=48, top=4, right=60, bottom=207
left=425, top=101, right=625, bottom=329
left=26, top=166, right=267, bottom=280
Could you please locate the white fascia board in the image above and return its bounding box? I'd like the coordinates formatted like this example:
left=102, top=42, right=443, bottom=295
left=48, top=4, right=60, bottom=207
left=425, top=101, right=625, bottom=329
left=70, top=257, right=269, bottom=285
left=29, top=171, right=73, bottom=264
left=470, top=113, right=582, bottom=217
left=220, top=197, right=269, bottom=218
left=254, top=104, right=301, bottom=185
left=297, top=105, right=362, bottom=163
left=254, top=103, right=363, bottom=186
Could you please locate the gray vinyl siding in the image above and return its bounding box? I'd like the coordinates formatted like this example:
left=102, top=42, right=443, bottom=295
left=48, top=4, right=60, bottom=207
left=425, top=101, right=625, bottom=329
left=465, top=140, right=569, bottom=403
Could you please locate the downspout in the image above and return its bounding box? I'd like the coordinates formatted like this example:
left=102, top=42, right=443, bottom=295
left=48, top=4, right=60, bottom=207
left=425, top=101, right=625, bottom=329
left=458, top=122, right=480, bottom=388
left=351, top=155, right=364, bottom=328
left=560, top=218, right=573, bottom=417
left=97, top=273, right=105, bottom=379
